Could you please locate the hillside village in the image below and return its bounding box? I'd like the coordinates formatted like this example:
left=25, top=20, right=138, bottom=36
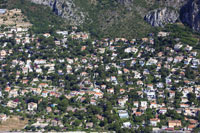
left=0, top=8, right=32, bottom=28
left=0, top=8, right=200, bottom=132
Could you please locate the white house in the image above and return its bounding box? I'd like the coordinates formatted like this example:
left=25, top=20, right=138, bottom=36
left=28, top=102, right=37, bottom=111
left=150, top=118, right=160, bottom=126
left=122, top=122, right=132, bottom=128
left=140, top=101, right=148, bottom=108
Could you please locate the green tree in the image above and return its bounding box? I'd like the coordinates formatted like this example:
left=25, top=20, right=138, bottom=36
left=187, top=92, right=197, bottom=105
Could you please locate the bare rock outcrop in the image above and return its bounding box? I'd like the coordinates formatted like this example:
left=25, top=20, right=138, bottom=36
left=30, top=0, right=85, bottom=25
left=144, top=8, right=179, bottom=27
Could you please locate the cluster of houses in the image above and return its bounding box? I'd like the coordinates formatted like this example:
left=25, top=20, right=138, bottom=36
left=0, top=9, right=200, bottom=132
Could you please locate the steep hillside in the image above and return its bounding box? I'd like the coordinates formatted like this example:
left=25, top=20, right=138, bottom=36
left=5, top=0, right=200, bottom=39
left=79, top=0, right=155, bottom=38
left=27, top=0, right=195, bottom=39
left=27, top=0, right=156, bottom=38
left=6, top=0, right=66, bottom=34
left=29, top=0, right=85, bottom=25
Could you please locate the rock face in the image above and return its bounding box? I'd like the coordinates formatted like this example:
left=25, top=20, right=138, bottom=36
left=180, top=0, right=200, bottom=32
left=144, top=8, right=179, bottom=27
left=30, top=0, right=85, bottom=25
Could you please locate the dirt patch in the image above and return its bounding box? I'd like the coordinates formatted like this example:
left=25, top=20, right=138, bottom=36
left=0, top=116, right=28, bottom=131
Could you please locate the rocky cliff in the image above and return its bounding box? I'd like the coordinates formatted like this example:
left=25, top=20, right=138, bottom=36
left=29, top=0, right=190, bottom=28
left=30, top=0, right=85, bottom=25
left=144, top=0, right=189, bottom=27
left=144, top=8, right=179, bottom=27
left=26, top=0, right=200, bottom=36
left=180, top=0, right=200, bottom=32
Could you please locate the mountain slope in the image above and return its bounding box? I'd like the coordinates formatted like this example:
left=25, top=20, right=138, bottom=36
left=6, top=0, right=200, bottom=39
left=27, top=0, right=156, bottom=38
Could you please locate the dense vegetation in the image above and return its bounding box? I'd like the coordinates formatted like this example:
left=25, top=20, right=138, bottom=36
left=0, top=0, right=6, bottom=8
left=164, top=24, right=200, bottom=47
left=75, top=0, right=156, bottom=39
